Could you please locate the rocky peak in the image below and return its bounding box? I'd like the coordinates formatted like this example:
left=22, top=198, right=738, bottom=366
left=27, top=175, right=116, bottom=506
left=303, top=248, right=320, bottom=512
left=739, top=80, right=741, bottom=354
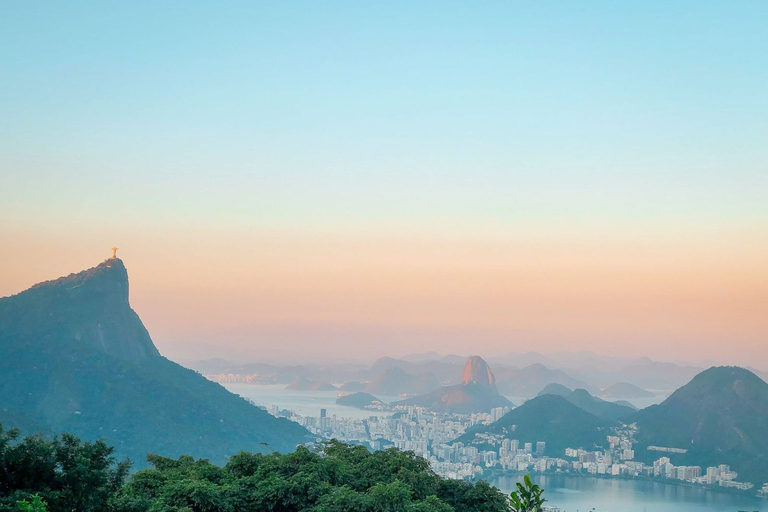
left=461, top=355, right=498, bottom=392
left=0, top=258, right=160, bottom=361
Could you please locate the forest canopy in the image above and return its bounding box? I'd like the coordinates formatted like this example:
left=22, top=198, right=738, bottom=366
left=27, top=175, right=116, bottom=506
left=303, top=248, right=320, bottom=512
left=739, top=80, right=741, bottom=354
left=0, top=424, right=510, bottom=512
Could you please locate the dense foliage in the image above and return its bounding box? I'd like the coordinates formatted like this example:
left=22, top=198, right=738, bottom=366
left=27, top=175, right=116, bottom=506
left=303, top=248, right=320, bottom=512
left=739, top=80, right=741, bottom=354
left=0, top=425, right=128, bottom=512
left=0, top=425, right=510, bottom=512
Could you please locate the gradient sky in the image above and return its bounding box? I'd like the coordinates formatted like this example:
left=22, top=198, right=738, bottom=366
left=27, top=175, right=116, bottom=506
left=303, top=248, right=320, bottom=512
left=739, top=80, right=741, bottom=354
left=1, top=2, right=767, bottom=366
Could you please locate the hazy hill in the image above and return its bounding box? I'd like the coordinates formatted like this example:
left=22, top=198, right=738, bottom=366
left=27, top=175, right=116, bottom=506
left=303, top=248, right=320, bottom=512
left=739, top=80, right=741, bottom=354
left=0, top=259, right=310, bottom=467
left=600, top=381, right=654, bottom=399
left=630, top=366, right=768, bottom=484
left=455, top=394, right=610, bottom=456
left=494, top=363, right=595, bottom=397
left=565, top=389, right=636, bottom=421
left=536, top=385, right=635, bottom=421
left=536, top=383, right=572, bottom=397
left=365, top=357, right=463, bottom=386
left=339, top=381, right=367, bottom=393
left=336, top=392, right=383, bottom=409
left=286, top=377, right=337, bottom=391
left=608, top=361, right=703, bottom=391
left=489, top=352, right=707, bottom=393
left=365, top=367, right=440, bottom=396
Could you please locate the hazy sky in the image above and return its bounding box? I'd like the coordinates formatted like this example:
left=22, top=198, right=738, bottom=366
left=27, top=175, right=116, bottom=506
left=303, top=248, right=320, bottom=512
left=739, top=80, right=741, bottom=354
left=1, top=2, right=766, bottom=366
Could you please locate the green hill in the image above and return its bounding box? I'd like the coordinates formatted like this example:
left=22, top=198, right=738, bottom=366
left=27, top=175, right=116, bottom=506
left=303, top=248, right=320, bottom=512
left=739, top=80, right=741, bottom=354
left=0, top=258, right=310, bottom=467
left=630, top=366, right=768, bottom=485
left=454, top=394, right=611, bottom=456
left=601, top=381, right=654, bottom=399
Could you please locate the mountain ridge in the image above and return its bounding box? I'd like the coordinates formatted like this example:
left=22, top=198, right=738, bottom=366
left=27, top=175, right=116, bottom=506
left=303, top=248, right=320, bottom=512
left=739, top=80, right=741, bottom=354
left=0, top=258, right=310, bottom=466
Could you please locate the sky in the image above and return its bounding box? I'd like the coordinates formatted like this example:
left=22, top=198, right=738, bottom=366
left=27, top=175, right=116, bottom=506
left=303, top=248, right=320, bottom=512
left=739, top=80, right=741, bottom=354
left=1, top=2, right=766, bottom=367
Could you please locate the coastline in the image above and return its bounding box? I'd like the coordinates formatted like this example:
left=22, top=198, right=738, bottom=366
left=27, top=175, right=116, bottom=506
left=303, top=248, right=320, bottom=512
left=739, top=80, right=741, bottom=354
left=480, top=467, right=765, bottom=499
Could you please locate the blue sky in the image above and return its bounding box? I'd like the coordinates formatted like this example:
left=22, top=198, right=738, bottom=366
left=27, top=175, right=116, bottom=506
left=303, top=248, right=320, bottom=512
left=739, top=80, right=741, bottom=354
left=2, top=1, right=766, bottom=233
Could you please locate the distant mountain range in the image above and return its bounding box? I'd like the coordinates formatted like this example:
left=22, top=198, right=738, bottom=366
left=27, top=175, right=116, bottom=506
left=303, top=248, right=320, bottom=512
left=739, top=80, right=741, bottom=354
left=494, top=363, right=597, bottom=397
left=0, top=259, right=310, bottom=467
left=191, top=349, right=729, bottom=403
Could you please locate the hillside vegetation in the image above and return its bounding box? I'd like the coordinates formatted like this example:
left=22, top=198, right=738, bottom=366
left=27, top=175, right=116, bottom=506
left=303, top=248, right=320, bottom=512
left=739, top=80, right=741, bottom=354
left=0, top=424, right=509, bottom=512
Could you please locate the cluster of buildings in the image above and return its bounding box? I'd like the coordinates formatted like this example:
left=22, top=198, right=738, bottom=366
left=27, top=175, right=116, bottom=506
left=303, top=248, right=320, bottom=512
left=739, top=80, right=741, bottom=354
left=269, top=403, right=506, bottom=468
left=442, top=424, right=758, bottom=492
left=262, top=402, right=764, bottom=495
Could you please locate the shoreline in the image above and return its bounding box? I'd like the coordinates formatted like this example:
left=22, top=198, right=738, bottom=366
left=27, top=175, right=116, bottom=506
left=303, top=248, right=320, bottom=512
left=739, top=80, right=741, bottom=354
left=481, top=468, right=766, bottom=500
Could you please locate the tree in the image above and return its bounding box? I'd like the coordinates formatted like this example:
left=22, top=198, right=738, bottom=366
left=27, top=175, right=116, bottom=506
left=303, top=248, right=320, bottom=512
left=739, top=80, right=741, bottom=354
left=15, top=495, right=47, bottom=512
left=0, top=424, right=129, bottom=512
left=509, top=475, right=546, bottom=512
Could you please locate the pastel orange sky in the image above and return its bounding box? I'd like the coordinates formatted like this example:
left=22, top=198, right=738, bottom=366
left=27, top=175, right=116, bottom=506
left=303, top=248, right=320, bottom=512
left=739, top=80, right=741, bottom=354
left=2, top=3, right=767, bottom=367
left=1, top=222, right=766, bottom=367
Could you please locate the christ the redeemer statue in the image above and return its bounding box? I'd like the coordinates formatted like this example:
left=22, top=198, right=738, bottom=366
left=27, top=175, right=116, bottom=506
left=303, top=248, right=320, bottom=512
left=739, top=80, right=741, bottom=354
left=111, top=247, right=118, bottom=259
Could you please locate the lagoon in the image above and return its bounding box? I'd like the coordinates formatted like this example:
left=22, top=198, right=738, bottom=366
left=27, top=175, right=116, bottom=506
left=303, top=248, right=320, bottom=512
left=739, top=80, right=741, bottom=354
left=492, top=474, right=764, bottom=512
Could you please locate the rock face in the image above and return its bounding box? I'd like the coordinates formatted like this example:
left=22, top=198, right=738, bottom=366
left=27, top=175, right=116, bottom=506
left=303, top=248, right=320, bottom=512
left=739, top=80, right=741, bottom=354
left=0, top=259, right=159, bottom=361
left=461, top=355, right=498, bottom=392
left=0, top=258, right=310, bottom=467
left=394, top=356, right=511, bottom=414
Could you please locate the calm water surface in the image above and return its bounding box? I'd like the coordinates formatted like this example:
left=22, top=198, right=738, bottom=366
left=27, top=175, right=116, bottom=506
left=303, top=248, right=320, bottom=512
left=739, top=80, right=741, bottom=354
left=223, top=383, right=397, bottom=420
left=492, top=474, right=764, bottom=512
